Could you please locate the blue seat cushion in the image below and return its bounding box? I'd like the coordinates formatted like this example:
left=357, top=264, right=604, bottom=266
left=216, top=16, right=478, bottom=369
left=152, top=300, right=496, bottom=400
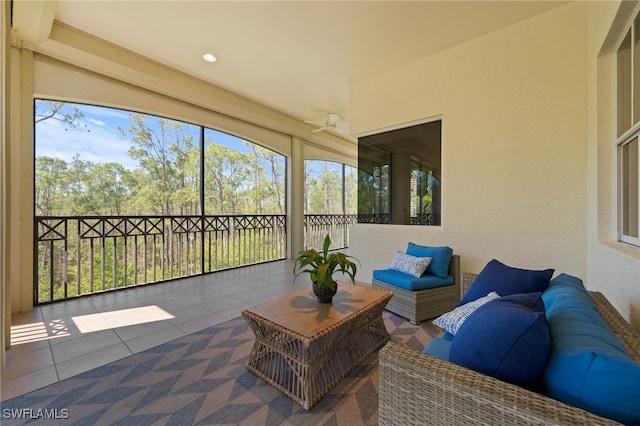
left=373, top=269, right=454, bottom=291
left=449, top=292, right=551, bottom=387
left=458, top=259, right=554, bottom=306
left=541, top=273, right=640, bottom=425
left=422, top=337, right=452, bottom=361
left=405, top=243, right=453, bottom=279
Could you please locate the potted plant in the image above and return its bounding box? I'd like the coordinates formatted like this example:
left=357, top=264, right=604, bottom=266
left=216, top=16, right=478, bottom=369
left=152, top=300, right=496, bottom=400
left=293, top=234, right=359, bottom=303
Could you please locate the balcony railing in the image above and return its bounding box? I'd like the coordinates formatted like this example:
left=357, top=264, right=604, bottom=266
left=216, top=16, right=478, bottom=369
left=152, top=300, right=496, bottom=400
left=303, top=214, right=357, bottom=251
left=35, top=214, right=286, bottom=304
left=35, top=213, right=356, bottom=304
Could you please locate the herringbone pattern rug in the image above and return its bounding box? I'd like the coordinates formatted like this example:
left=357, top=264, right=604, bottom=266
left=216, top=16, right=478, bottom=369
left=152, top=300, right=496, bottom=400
left=2, top=311, right=440, bottom=425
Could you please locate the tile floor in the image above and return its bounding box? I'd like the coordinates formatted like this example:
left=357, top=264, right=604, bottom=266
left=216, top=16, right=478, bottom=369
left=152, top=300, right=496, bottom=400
left=1, top=259, right=325, bottom=401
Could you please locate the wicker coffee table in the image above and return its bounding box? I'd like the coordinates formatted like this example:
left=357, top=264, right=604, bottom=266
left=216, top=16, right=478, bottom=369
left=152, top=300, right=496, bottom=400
left=242, top=284, right=393, bottom=410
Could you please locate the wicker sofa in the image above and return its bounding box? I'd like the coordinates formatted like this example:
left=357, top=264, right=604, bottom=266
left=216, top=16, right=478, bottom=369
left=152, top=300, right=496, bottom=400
left=378, top=273, right=640, bottom=426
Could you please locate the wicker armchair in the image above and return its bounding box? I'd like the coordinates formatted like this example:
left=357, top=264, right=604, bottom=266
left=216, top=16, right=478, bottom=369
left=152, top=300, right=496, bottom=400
left=372, top=254, right=460, bottom=324
left=378, top=273, right=640, bottom=425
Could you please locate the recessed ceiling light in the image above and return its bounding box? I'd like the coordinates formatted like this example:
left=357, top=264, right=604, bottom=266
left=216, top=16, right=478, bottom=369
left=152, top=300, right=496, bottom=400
left=202, top=53, right=217, bottom=63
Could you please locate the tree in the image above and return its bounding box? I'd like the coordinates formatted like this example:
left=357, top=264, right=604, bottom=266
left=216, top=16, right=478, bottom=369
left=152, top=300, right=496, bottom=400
left=305, top=161, right=344, bottom=214
left=204, top=141, right=251, bottom=215
left=35, top=156, right=69, bottom=216
left=119, top=114, right=199, bottom=215
left=245, top=143, right=285, bottom=214
left=35, top=100, right=87, bottom=131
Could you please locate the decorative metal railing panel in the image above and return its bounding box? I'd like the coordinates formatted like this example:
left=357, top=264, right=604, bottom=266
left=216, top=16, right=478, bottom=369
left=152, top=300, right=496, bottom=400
left=35, top=213, right=357, bottom=304
left=303, top=214, right=357, bottom=251
left=35, top=215, right=286, bottom=304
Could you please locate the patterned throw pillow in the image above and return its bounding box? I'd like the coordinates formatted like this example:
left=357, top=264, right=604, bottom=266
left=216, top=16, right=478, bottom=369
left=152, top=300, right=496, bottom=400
left=433, top=291, right=500, bottom=336
left=388, top=251, right=432, bottom=278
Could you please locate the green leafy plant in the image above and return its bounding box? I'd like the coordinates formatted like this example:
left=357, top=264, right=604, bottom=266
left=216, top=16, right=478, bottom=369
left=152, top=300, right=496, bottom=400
left=293, top=234, right=359, bottom=290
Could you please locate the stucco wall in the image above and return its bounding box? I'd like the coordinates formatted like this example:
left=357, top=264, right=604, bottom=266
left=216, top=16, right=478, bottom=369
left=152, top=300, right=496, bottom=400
left=349, top=3, right=588, bottom=282
left=588, top=0, right=640, bottom=329
left=349, top=1, right=640, bottom=329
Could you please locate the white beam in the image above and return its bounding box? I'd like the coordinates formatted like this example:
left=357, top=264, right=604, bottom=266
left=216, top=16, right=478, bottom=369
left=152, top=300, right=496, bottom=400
left=11, top=0, right=57, bottom=44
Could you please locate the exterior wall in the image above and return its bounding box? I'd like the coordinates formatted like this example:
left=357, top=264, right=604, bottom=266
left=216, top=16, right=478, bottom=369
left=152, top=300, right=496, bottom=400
left=349, top=1, right=640, bottom=329
left=589, top=1, right=640, bottom=329
left=350, top=2, right=589, bottom=277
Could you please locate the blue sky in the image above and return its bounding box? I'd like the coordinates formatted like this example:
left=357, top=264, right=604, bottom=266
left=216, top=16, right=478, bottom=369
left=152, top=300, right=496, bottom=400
left=34, top=100, right=353, bottom=180
left=34, top=100, right=259, bottom=170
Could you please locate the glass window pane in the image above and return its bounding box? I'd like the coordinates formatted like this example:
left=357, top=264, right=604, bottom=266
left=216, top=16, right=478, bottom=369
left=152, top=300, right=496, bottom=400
left=304, top=160, right=345, bottom=214
left=618, top=30, right=632, bottom=137
left=358, top=121, right=441, bottom=225
left=622, top=137, right=639, bottom=238
left=344, top=165, right=358, bottom=214
left=203, top=128, right=285, bottom=215
left=34, top=100, right=201, bottom=216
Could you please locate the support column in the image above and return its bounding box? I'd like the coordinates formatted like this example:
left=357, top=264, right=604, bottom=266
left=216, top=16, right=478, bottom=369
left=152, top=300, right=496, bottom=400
left=289, top=137, right=305, bottom=257
left=1, top=0, right=9, bottom=361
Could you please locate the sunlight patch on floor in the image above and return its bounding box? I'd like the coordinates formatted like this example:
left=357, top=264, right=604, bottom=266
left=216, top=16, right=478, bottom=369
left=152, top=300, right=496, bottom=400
left=72, top=305, right=175, bottom=333
left=11, top=319, right=71, bottom=345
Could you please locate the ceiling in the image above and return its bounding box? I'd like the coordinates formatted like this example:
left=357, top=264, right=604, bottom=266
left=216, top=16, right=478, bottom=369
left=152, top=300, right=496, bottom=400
left=31, top=1, right=567, bottom=136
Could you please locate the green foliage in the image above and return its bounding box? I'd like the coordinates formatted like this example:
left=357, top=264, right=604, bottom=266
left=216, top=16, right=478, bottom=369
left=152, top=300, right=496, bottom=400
left=304, top=161, right=357, bottom=214
left=35, top=100, right=87, bottom=131
left=293, top=234, right=358, bottom=290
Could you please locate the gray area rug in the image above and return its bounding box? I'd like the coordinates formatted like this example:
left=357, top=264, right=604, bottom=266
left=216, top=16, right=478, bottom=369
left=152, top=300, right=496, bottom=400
left=2, top=311, right=439, bottom=425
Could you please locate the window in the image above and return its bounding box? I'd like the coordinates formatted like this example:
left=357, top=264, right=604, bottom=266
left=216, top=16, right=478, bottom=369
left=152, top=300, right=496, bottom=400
left=303, top=160, right=357, bottom=249
left=357, top=120, right=441, bottom=225
left=34, top=100, right=286, bottom=217
left=304, top=160, right=357, bottom=215
left=616, top=16, right=640, bottom=247
left=34, top=100, right=287, bottom=302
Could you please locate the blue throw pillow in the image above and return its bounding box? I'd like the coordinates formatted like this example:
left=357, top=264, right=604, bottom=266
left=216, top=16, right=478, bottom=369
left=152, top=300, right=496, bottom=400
left=458, top=259, right=554, bottom=306
left=449, top=292, right=551, bottom=387
left=405, top=243, right=453, bottom=279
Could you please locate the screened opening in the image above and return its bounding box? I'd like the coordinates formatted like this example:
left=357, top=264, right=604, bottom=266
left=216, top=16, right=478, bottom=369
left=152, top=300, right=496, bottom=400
left=303, top=160, right=357, bottom=250
left=34, top=100, right=286, bottom=303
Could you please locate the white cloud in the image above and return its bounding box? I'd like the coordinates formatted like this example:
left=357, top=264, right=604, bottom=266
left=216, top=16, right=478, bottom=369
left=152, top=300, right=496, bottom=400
left=87, top=118, right=106, bottom=126
left=35, top=111, right=139, bottom=169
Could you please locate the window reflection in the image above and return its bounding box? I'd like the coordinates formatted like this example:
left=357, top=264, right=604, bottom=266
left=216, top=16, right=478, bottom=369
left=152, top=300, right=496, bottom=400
left=358, top=120, right=441, bottom=225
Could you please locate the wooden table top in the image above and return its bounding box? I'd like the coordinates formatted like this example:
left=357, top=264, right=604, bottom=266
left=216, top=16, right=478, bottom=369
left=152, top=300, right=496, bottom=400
left=245, top=284, right=392, bottom=338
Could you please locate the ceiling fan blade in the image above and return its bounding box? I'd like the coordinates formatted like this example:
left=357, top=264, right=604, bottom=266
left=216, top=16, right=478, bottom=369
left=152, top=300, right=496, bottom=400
left=311, top=126, right=327, bottom=133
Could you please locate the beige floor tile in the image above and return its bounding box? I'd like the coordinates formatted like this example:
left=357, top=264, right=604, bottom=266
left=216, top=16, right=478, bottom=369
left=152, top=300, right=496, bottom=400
left=92, top=298, right=145, bottom=313
left=112, top=319, right=176, bottom=342
left=40, top=299, right=98, bottom=320
left=175, top=312, right=228, bottom=335
left=4, top=338, right=50, bottom=357
left=201, top=296, right=244, bottom=313
left=50, top=330, right=123, bottom=364
left=168, top=304, right=218, bottom=325
left=56, top=344, right=133, bottom=381
left=131, top=290, right=183, bottom=304
left=217, top=305, right=252, bottom=321
left=1, top=366, right=59, bottom=401
left=2, top=346, right=54, bottom=380
left=214, top=283, right=252, bottom=296
left=125, top=325, right=186, bottom=354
